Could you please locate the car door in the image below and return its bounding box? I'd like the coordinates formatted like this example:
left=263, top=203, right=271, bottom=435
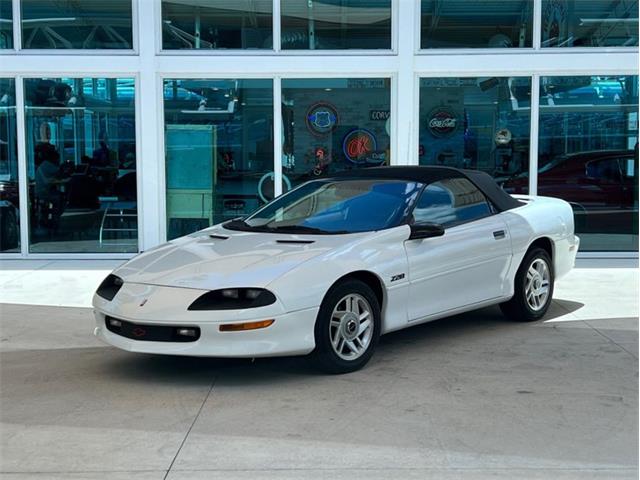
left=404, top=177, right=513, bottom=322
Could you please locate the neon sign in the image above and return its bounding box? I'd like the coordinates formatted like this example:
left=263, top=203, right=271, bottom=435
left=306, top=102, right=339, bottom=137
left=342, top=129, right=382, bottom=164
left=427, top=107, right=458, bottom=138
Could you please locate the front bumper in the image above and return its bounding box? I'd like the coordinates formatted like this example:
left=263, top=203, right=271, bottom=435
left=92, top=281, right=318, bottom=357
left=93, top=307, right=318, bottom=357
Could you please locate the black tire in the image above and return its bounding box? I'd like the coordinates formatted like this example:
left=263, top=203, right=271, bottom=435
left=310, top=279, right=381, bottom=374
left=500, top=247, right=554, bottom=322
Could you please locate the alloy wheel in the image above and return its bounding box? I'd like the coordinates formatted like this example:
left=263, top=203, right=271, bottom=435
left=329, top=293, right=374, bottom=361
left=525, top=258, right=551, bottom=311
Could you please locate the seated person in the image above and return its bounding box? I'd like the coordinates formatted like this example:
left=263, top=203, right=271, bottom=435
left=35, top=150, right=62, bottom=200
left=91, top=130, right=117, bottom=168
left=34, top=149, right=64, bottom=229
left=34, top=122, right=57, bottom=170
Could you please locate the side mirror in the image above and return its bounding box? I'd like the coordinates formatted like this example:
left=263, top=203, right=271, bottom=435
left=408, top=222, right=445, bottom=240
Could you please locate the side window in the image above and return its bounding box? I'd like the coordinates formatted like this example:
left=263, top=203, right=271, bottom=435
left=585, top=158, right=621, bottom=182
left=413, top=178, right=492, bottom=228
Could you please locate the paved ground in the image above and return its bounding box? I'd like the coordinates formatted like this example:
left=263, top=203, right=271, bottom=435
left=0, top=268, right=637, bottom=479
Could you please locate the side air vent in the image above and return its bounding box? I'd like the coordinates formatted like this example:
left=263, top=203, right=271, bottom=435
left=209, top=234, right=230, bottom=240
left=276, top=239, right=315, bottom=244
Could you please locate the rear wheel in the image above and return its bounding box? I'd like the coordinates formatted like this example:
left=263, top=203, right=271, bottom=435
left=500, top=248, right=554, bottom=322
left=310, top=279, right=381, bottom=374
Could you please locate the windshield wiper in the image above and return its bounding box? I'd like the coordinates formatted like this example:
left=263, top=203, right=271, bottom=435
left=222, top=218, right=254, bottom=231
left=224, top=219, right=349, bottom=235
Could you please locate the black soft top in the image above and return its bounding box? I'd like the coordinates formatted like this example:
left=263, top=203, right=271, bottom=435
left=329, top=166, right=523, bottom=212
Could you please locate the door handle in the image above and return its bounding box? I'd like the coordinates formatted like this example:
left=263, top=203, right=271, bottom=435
left=493, top=230, right=506, bottom=239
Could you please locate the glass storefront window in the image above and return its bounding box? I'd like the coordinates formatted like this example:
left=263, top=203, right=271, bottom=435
left=0, top=0, right=12, bottom=49
left=418, top=77, right=531, bottom=182
left=534, top=75, right=638, bottom=251
left=281, top=1, right=391, bottom=50
left=542, top=0, right=639, bottom=47
left=21, top=0, right=133, bottom=49
left=0, top=79, right=19, bottom=252
left=421, top=0, right=533, bottom=49
left=24, top=77, right=137, bottom=253
left=281, top=78, right=391, bottom=189
left=163, top=79, right=273, bottom=240
left=161, top=0, right=272, bottom=50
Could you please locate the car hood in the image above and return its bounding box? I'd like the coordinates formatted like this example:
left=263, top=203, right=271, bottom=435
left=114, top=226, right=367, bottom=290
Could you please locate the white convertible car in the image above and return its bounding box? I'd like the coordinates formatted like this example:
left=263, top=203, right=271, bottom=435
left=93, top=166, right=579, bottom=373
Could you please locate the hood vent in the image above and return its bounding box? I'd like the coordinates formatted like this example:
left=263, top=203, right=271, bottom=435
left=276, top=239, right=315, bottom=245
left=209, top=234, right=230, bottom=240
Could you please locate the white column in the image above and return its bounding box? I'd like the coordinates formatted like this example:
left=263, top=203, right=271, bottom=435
left=273, top=76, right=283, bottom=196
left=15, top=77, right=29, bottom=256
left=137, top=0, right=163, bottom=249
left=273, top=0, right=281, bottom=52
left=533, top=0, right=542, bottom=50
left=11, top=0, right=21, bottom=50
left=531, top=0, right=542, bottom=195
left=394, top=0, right=417, bottom=165
left=529, top=74, right=540, bottom=195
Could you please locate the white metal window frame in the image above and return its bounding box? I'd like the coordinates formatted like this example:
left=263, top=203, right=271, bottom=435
left=412, top=72, right=535, bottom=191
left=0, top=0, right=637, bottom=259
left=412, top=62, right=639, bottom=259
left=415, top=0, right=639, bottom=55
left=155, top=0, right=399, bottom=56
left=156, top=71, right=398, bottom=244
left=0, top=72, right=143, bottom=260
left=414, top=0, right=536, bottom=54
left=0, top=0, right=139, bottom=55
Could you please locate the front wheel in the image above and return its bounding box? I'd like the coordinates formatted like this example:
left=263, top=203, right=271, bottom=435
left=500, top=248, right=554, bottom=322
left=310, top=279, right=381, bottom=374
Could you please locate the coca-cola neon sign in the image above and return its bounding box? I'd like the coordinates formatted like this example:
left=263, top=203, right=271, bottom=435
left=427, top=107, right=458, bottom=138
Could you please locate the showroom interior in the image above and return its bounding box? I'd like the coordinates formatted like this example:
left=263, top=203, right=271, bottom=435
left=0, top=0, right=638, bottom=258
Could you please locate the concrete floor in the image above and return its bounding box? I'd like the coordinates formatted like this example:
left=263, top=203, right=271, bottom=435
left=0, top=269, right=637, bottom=479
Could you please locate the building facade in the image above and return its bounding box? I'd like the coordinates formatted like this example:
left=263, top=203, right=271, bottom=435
left=0, top=0, right=638, bottom=259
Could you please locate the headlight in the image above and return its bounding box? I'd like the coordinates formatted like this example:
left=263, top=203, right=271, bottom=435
left=188, top=288, right=276, bottom=311
left=96, top=274, right=124, bottom=301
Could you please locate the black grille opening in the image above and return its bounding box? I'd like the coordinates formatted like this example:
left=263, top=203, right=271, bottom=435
left=105, top=317, right=201, bottom=343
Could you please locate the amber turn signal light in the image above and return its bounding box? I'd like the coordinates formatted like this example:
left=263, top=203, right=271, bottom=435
left=219, top=319, right=275, bottom=332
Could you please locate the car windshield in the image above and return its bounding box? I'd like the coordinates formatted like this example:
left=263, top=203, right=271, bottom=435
left=224, top=179, right=423, bottom=234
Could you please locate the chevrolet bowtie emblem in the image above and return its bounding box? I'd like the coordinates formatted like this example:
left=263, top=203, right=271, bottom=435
left=132, top=327, right=146, bottom=337
left=139, top=298, right=148, bottom=307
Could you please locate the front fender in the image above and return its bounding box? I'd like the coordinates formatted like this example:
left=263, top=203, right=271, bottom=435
left=266, top=225, right=411, bottom=333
